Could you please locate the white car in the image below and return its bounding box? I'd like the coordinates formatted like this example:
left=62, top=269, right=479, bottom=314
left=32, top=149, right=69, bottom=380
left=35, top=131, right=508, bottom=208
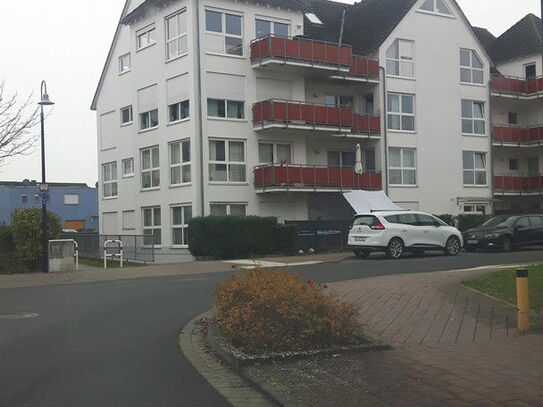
left=348, top=211, right=463, bottom=259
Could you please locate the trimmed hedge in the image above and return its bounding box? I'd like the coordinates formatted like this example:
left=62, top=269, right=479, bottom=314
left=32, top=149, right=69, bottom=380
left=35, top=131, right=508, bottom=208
left=0, top=225, right=27, bottom=274
left=434, top=214, right=455, bottom=226
left=434, top=214, right=492, bottom=232
left=188, top=216, right=279, bottom=259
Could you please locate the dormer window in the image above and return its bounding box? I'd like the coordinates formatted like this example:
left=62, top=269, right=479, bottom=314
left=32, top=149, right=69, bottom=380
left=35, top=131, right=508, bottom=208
left=305, top=12, right=323, bottom=26
left=420, top=0, right=452, bottom=16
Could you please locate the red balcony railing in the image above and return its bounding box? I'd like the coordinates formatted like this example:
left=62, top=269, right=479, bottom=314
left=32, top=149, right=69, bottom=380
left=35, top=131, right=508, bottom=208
left=250, top=35, right=352, bottom=69
left=254, top=164, right=382, bottom=191
left=491, top=74, right=543, bottom=96
left=493, top=125, right=543, bottom=145
left=494, top=175, right=543, bottom=194
left=352, top=114, right=381, bottom=134
left=347, top=55, right=380, bottom=79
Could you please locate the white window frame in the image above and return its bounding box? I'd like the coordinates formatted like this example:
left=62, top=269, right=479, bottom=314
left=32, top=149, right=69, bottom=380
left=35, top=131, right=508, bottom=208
left=171, top=204, right=192, bottom=248
left=141, top=146, right=160, bottom=190
left=205, top=9, right=244, bottom=57
left=327, top=150, right=356, bottom=168
left=460, top=49, right=484, bottom=85
left=168, top=100, right=190, bottom=123
left=21, top=194, right=28, bottom=204
left=169, top=139, right=191, bottom=186
left=255, top=18, right=290, bottom=38
left=387, top=93, right=415, bottom=132
left=64, top=194, right=80, bottom=205
left=140, top=108, right=159, bottom=131
left=207, top=98, right=245, bottom=120
left=120, top=105, right=133, bottom=126
left=419, top=0, right=453, bottom=16
left=122, top=158, right=135, bottom=178
left=210, top=203, right=248, bottom=216
left=386, top=39, right=415, bottom=79
left=142, top=206, right=162, bottom=247
left=102, top=161, right=118, bottom=198
left=461, top=100, right=485, bottom=136
left=165, top=10, right=188, bottom=61
left=388, top=148, right=417, bottom=186
left=463, top=151, right=487, bottom=186
left=119, top=53, right=131, bottom=74
left=258, top=142, right=292, bottom=164
left=137, top=25, right=156, bottom=51
left=209, top=139, right=247, bottom=183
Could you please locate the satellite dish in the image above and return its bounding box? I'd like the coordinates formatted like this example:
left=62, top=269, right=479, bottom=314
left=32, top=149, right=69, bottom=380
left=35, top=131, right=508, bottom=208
left=22, top=179, right=31, bottom=187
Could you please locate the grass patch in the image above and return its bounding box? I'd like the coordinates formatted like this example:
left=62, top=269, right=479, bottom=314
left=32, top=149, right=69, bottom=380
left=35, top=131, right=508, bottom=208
left=80, top=258, right=147, bottom=269
left=463, top=264, right=543, bottom=313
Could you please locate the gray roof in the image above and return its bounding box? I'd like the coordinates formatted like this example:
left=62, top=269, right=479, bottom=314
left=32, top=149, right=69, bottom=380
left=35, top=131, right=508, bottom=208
left=488, top=13, right=543, bottom=65
left=472, top=27, right=496, bottom=52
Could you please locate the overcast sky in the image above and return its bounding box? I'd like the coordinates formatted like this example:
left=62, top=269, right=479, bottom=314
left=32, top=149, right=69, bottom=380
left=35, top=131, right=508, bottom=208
left=0, top=0, right=540, bottom=186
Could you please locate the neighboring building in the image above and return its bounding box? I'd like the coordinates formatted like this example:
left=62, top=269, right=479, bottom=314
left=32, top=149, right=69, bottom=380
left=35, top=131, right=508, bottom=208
left=91, top=0, right=510, bottom=262
left=0, top=181, right=99, bottom=231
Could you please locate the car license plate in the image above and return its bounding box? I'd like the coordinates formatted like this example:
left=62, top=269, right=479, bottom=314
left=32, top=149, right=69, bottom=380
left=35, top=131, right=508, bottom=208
left=467, top=240, right=478, bottom=245
left=354, top=237, right=367, bottom=242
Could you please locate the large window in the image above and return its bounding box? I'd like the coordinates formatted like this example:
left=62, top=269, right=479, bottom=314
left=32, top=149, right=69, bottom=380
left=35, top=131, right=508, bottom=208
left=119, top=53, right=131, bottom=74
left=137, top=26, right=156, bottom=50
left=140, top=109, right=159, bottom=130
left=143, top=207, right=161, bottom=247
left=525, top=63, right=536, bottom=79
left=386, top=39, right=414, bottom=78
left=166, top=10, right=188, bottom=60
left=364, top=149, right=376, bottom=173
left=205, top=10, right=243, bottom=56
left=169, top=140, right=191, bottom=185
left=460, top=49, right=483, bottom=84
left=258, top=143, right=291, bottom=164
left=169, top=100, right=190, bottom=123
left=461, top=100, right=485, bottom=135
left=387, top=93, right=415, bottom=131
left=207, top=99, right=244, bottom=119
left=327, top=151, right=355, bottom=168
left=102, top=162, right=118, bottom=198
left=389, top=148, right=416, bottom=185
left=420, top=0, right=452, bottom=15
left=171, top=205, right=192, bottom=247
left=463, top=151, right=487, bottom=186
left=324, top=95, right=354, bottom=109
left=64, top=194, right=79, bottom=205
left=209, top=140, right=246, bottom=182
left=122, top=158, right=134, bottom=177
left=121, top=106, right=133, bottom=125
left=256, top=19, right=289, bottom=38
left=210, top=203, right=247, bottom=216
left=141, top=146, right=160, bottom=189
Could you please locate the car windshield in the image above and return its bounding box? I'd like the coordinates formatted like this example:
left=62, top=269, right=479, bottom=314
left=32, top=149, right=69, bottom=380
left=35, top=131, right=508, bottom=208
left=482, top=216, right=516, bottom=228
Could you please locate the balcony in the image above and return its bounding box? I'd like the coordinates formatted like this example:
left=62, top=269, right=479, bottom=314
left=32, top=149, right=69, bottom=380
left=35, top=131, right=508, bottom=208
left=250, top=35, right=352, bottom=72
left=330, top=55, right=380, bottom=83
left=254, top=164, right=382, bottom=192
left=494, top=175, right=543, bottom=195
left=491, top=74, right=543, bottom=99
left=252, top=100, right=381, bottom=137
left=493, top=125, right=543, bottom=147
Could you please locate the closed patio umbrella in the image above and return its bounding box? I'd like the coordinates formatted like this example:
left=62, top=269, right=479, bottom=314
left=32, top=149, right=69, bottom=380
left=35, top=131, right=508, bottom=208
left=355, top=143, right=363, bottom=174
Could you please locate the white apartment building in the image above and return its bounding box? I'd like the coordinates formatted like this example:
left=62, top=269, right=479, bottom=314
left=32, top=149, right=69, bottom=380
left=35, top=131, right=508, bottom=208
left=92, top=0, right=511, bottom=262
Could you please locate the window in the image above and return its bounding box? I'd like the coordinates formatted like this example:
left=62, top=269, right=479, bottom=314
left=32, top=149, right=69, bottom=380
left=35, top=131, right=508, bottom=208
left=207, top=99, right=244, bottom=119
left=21, top=194, right=28, bottom=204
left=137, top=26, right=156, bottom=50
left=143, top=207, right=161, bottom=246
left=255, top=19, right=289, bottom=38
left=205, top=10, right=243, bottom=56
left=33, top=195, right=39, bottom=204
left=121, top=106, right=133, bottom=125
left=463, top=151, right=487, bottom=186
left=398, top=213, right=418, bottom=225
left=258, top=143, right=291, bottom=164
left=122, top=158, right=134, bottom=177
left=529, top=216, right=543, bottom=226
left=169, top=140, right=191, bottom=185
left=141, top=146, right=160, bottom=189
left=304, top=12, right=323, bottom=25
left=387, top=93, right=415, bottom=131
left=210, top=203, right=247, bottom=216
left=166, top=10, right=188, bottom=60
left=365, top=149, right=376, bottom=173
left=327, top=151, right=356, bottom=168
left=102, top=162, right=118, bottom=198
left=119, top=53, right=131, bottom=74
left=169, top=100, right=190, bottom=123
left=417, top=214, right=438, bottom=227
left=386, top=39, right=414, bottom=78
left=171, top=205, right=192, bottom=247
left=140, top=109, right=159, bottom=130
left=389, top=148, right=416, bottom=185
left=64, top=194, right=79, bottom=205
left=508, top=112, right=518, bottom=125
left=324, top=96, right=354, bottom=109
left=420, top=0, right=452, bottom=15
left=462, top=100, right=485, bottom=135
left=516, top=217, right=531, bottom=228
left=463, top=205, right=488, bottom=215
left=365, top=94, right=374, bottom=114
left=209, top=140, right=246, bottom=182
left=460, top=49, right=483, bottom=84
left=509, top=158, right=519, bottom=171
left=525, top=63, right=536, bottom=79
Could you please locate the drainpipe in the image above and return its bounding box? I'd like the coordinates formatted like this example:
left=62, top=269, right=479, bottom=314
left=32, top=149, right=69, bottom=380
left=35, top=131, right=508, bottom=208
left=488, top=77, right=494, bottom=215
left=195, top=0, right=206, bottom=217
left=541, top=0, right=543, bottom=73
left=379, top=66, right=389, bottom=195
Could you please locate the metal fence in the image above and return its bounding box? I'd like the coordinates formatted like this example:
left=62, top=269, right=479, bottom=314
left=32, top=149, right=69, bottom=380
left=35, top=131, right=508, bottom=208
left=63, top=234, right=154, bottom=263
left=285, top=219, right=353, bottom=252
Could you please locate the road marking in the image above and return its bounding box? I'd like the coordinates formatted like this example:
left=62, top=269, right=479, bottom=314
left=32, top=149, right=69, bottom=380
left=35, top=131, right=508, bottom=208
left=223, top=260, right=323, bottom=270
left=0, top=312, right=39, bottom=320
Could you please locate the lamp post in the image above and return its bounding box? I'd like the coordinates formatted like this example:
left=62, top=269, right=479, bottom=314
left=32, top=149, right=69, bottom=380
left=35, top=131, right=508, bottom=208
left=38, top=81, right=54, bottom=273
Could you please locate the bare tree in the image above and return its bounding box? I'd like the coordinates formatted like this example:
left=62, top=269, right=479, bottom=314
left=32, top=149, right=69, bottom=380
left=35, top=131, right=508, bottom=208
left=0, top=80, right=40, bottom=166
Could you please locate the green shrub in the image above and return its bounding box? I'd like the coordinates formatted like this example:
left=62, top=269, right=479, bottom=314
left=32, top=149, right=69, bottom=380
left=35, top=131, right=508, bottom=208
left=456, top=214, right=492, bottom=232
left=434, top=214, right=456, bottom=226
left=273, top=224, right=296, bottom=254
left=0, top=225, right=14, bottom=252
left=11, top=209, right=62, bottom=271
left=215, top=269, right=362, bottom=353
left=188, top=216, right=278, bottom=259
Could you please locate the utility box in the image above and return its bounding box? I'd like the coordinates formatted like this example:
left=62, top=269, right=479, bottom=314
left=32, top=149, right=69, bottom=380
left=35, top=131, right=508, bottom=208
left=49, top=240, right=77, bottom=273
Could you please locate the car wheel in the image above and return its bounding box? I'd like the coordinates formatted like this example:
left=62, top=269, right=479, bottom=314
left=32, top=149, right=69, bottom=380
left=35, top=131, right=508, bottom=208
left=386, top=238, right=404, bottom=259
left=501, top=236, right=514, bottom=253
left=354, top=250, right=369, bottom=259
left=444, top=236, right=461, bottom=256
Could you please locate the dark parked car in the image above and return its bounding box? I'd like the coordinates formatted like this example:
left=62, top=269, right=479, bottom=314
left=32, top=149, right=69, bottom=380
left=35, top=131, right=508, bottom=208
left=463, top=215, right=543, bottom=252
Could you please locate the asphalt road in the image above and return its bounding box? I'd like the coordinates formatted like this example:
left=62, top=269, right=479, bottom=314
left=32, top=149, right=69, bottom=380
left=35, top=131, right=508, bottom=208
left=1, top=248, right=542, bottom=407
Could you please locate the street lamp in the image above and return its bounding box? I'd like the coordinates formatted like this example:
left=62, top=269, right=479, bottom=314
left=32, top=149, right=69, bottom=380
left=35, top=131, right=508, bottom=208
left=38, top=81, right=54, bottom=273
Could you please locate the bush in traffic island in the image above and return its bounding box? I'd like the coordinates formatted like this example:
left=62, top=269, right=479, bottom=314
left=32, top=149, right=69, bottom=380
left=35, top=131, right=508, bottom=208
left=215, top=269, right=362, bottom=354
